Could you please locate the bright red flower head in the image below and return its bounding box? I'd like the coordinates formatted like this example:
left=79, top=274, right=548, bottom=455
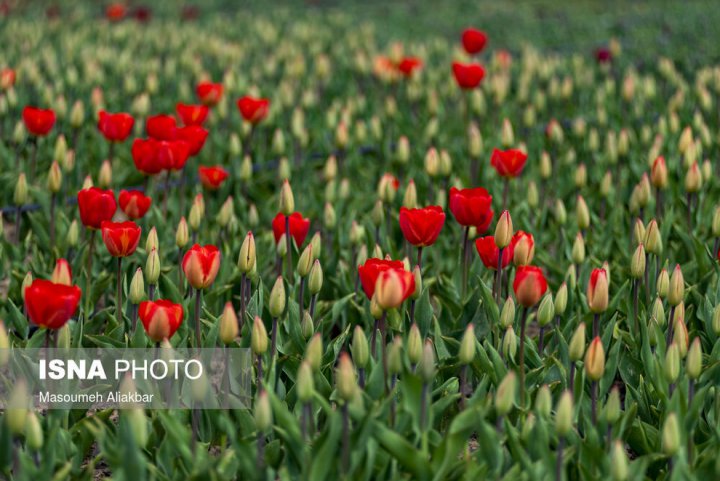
left=156, top=140, right=190, bottom=171
left=97, top=110, right=134, bottom=142
left=22, top=106, right=56, bottom=136
left=77, top=187, right=117, bottom=229
left=399, top=206, right=445, bottom=247
left=198, top=165, right=229, bottom=190
left=357, top=258, right=406, bottom=300
left=119, top=189, right=152, bottom=219
left=146, top=114, right=177, bottom=141
left=461, top=28, right=488, bottom=55
left=475, top=236, right=513, bottom=270
left=397, top=57, right=423, bottom=77
left=196, top=81, right=223, bottom=107
left=25, top=279, right=81, bottom=329
left=132, top=138, right=162, bottom=175
left=101, top=221, right=142, bottom=257
left=491, top=148, right=528, bottom=178
left=0, top=68, right=15, bottom=90
left=182, top=244, right=221, bottom=289
left=513, top=265, right=548, bottom=308
left=375, top=268, right=416, bottom=310
left=176, top=103, right=209, bottom=126
left=237, top=96, right=270, bottom=124
left=106, top=3, right=126, bottom=21
left=139, top=299, right=183, bottom=342
left=272, top=212, right=311, bottom=246
left=448, top=187, right=494, bottom=231
left=175, top=125, right=208, bottom=156
left=452, top=62, right=485, bottom=90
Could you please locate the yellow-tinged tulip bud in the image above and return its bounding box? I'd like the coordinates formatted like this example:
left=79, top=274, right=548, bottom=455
left=657, top=268, right=669, bottom=298
left=371, top=200, right=385, bottom=227
left=0, top=322, right=8, bottom=366
left=631, top=244, right=646, bottom=279
left=7, top=379, right=29, bottom=435
left=47, top=161, right=62, bottom=193
left=403, top=180, right=417, bottom=209
left=535, top=385, right=552, bottom=418
left=527, top=181, right=539, bottom=208
left=254, top=390, right=272, bottom=432
left=495, top=371, right=516, bottom=416
left=396, top=136, right=410, bottom=164
left=540, top=152, right=552, bottom=179
left=269, top=277, right=286, bottom=318
left=129, top=268, right=145, bottom=304
left=572, top=233, right=586, bottom=264
left=219, top=302, right=239, bottom=345
left=500, top=297, right=516, bottom=328
left=14, top=173, right=28, bottom=206
left=644, top=219, right=662, bottom=255
left=651, top=156, right=668, bottom=189
left=633, top=219, right=646, bottom=246
left=144, top=227, right=158, bottom=253
left=686, top=337, right=702, bottom=379
left=336, top=352, right=357, bottom=401
left=307, top=260, right=324, bottom=295
left=575, top=163, right=587, bottom=189
left=407, top=323, right=422, bottom=365
left=98, top=160, right=112, bottom=189
left=555, top=199, right=567, bottom=225
left=251, top=316, right=268, bottom=355
left=501, top=118, right=514, bottom=147
left=21, top=272, right=33, bottom=301
left=662, top=413, right=680, bottom=456
left=459, top=324, right=476, bottom=365
left=569, top=323, right=586, bottom=361
left=576, top=195, right=590, bottom=230
left=351, top=325, right=369, bottom=368
left=673, top=318, right=689, bottom=358
left=424, top=148, right=439, bottom=177
left=494, top=210, right=513, bottom=248
left=554, top=283, right=568, bottom=316
left=279, top=180, right=294, bottom=215
left=238, top=232, right=256, bottom=274
left=175, top=217, right=189, bottom=248
left=145, top=248, right=160, bottom=285
left=685, top=162, right=702, bottom=193
left=664, top=342, right=680, bottom=384
left=297, top=244, right=314, bottom=278
left=82, top=175, right=93, bottom=190
left=555, top=390, right=574, bottom=436
left=537, top=294, right=554, bottom=327
left=668, top=264, right=684, bottom=306
left=610, top=440, right=628, bottom=481
left=468, top=123, right=482, bottom=158
left=387, top=336, right=403, bottom=374
left=604, top=386, right=621, bottom=423
left=418, top=339, right=436, bottom=382
left=585, top=336, right=605, bottom=381
left=297, top=361, right=314, bottom=402
left=305, top=333, right=322, bottom=372
left=503, top=326, right=517, bottom=360
left=24, top=411, right=43, bottom=450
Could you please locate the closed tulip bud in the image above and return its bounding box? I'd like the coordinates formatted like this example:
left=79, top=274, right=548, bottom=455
left=502, top=326, right=517, bottom=360
left=310, top=232, right=322, bottom=259
left=251, top=317, right=268, bottom=355
left=672, top=302, right=684, bottom=327
left=535, top=385, right=552, bottom=418
left=604, top=386, right=621, bottom=423
left=637, top=174, right=651, bottom=208
left=409, top=265, right=422, bottom=299
left=667, top=264, right=684, bottom=306
left=276, top=234, right=287, bottom=258
left=13, top=121, right=26, bottom=144
left=647, top=297, right=664, bottom=327
left=685, top=162, right=702, bottom=193
left=495, top=371, right=516, bottom=416
left=237, top=232, right=256, bottom=274
left=631, top=244, right=646, bottom=279
left=610, top=440, right=628, bottom=481
left=381, top=336, right=401, bottom=375
left=219, top=302, right=239, bottom=345
left=297, top=361, right=314, bottom=402
left=576, top=195, right=590, bottom=230
left=537, top=294, right=554, bottom=327
left=98, top=160, right=112, bottom=189
left=633, top=219, right=646, bottom=246
left=129, top=268, right=145, bottom=304
left=554, top=283, right=568, bottom=316
left=585, top=336, right=605, bottom=381
left=82, top=175, right=93, bottom=190
left=70, top=100, right=84, bottom=128
left=124, top=407, right=148, bottom=448
left=678, top=127, right=693, bottom=153
left=239, top=155, right=253, bottom=182
left=439, top=150, right=452, bottom=177
left=176, top=217, right=189, bottom=248
left=644, top=220, right=662, bottom=255
left=526, top=181, right=539, bottom=208
left=338, top=178, right=350, bottom=199
left=217, top=197, right=234, bottom=228
left=142, top=227, right=157, bottom=252
left=14, top=173, right=28, bottom=206
left=297, top=244, right=314, bottom=278
left=371, top=200, right=385, bottom=227
left=656, top=268, right=669, bottom=298
left=494, top=210, right=513, bottom=248
left=351, top=325, right=369, bottom=368
left=501, top=118, right=514, bottom=147
left=403, top=180, right=418, bottom=209
left=24, top=411, right=43, bottom=450
left=673, top=318, right=689, bottom=358
left=46, top=160, right=63, bottom=193
left=254, top=390, right=272, bottom=432
left=600, top=171, right=613, bottom=198
left=229, top=133, right=242, bottom=156
left=188, top=202, right=202, bottom=232
left=299, top=333, right=321, bottom=373
left=336, top=352, right=357, bottom=401
left=369, top=293, right=384, bottom=319
left=702, top=160, right=712, bottom=183
left=555, top=390, right=574, bottom=436
left=651, top=156, right=668, bottom=189
left=424, top=117, right=438, bottom=142
left=468, top=123, right=482, bottom=158
left=277, top=157, right=291, bottom=181
left=296, top=310, right=311, bottom=339
left=664, top=342, right=680, bottom=383
left=574, top=163, right=587, bottom=189
left=49, top=258, right=71, bottom=286
left=321, top=201, right=337, bottom=228
left=572, top=233, right=586, bottom=264
left=407, top=323, right=422, bottom=365
left=269, top=277, right=286, bottom=318
left=7, top=379, right=29, bottom=435
left=554, top=199, right=567, bottom=225
left=458, top=324, right=476, bottom=365
left=396, top=136, right=410, bottom=164
left=145, top=248, right=160, bottom=285
left=569, top=323, right=586, bottom=362
left=279, top=180, right=294, bottom=215
left=424, top=147, right=439, bottom=177
left=540, top=152, right=552, bottom=179
left=713, top=207, right=720, bottom=238
left=684, top=337, right=702, bottom=380
left=306, top=259, right=323, bottom=294
left=500, top=297, right=516, bottom=328
left=662, top=413, right=680, bottom=456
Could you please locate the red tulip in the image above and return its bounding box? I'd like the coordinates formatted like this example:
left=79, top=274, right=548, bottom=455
left=139, top=299, right=183, bottom=342
left=132, top=138, right=162, bottom=175
left=358, top=258, right=406, bottom=300
left=397, top=57, right=423, bottom=77
left=475, top=236, right=513, bottom=270
left=196, top=81, right=223, bottom=106
left=491, top=148, right=528, bottom=178
left=375, top=268, right=416, bottom=310
left=25, top=279, right=81, bottom=329
left=176, top=103, right=209, bottom=126
left=0, top=68, right=15, bottom=90
left=461, top=28, right=488, bottom=55
left=452, top=62, right=485, bottom=90
left=132, top=6, right=151, bottom=22
left=101, top=221, right=142, bottom=257
left=146, top=114, right=177, bottom=141
left=595, top=47, right=612, bottom=64
left=198, top=165, right=229, bottom=190
left=237, top=96, right=270, bottom=124
left=398, top=206, right=445, bottom=247
left=119, top=189, right=152, bottom=219
left=448, top=187, right=494, bottom=231
left=97, top=110, right=134, bottom=142
left=22, top=106, right=56, bottom=136
left=77, top=187, right=117, bottom=229
left=106, top=3, right=126, bottom=21
left=175, top=125, right=208, bottom=156
left=513, top=265, right=548, bottom=308
left=182, top=244, right=221, bottom=289
left=511, top=230, right=535, bottom=266
left=272, top=212, right=310, bottom=246
left=156, top=140, right=190, bottom=171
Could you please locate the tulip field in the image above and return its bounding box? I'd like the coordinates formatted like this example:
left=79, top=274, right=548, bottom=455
left=3, top=1, right=720, bottom=480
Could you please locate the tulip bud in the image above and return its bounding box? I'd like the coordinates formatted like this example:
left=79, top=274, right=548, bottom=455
left=14, top=173, right=28, bottom=206
left=269, top=277, right=286, bottom=318
left=468, top=123, right=482, bottom=158
left=7, top=379, right=29, bottom=435
left=576, top=195, right=590, bottom=230
left=494, top=210, right=513, bottom=248
left=633, top=219, right=646, bottom=246
left=662, top=413, right=680, bottom=456
left=145, top=248, right=160, bottom=285
left=249, top=317, right=269, bottom=359
left=600, top=171, right=613, bottom=198
left=175, top=217, right=189, bottom=248
left=628, top=244, right=646, bottom=279
left=555, top=390, right=574, bottom=436
left=685, top=162, right=703, bottom=193
left=610, top=440, right=628, bottom=481
left=572, top=233, right=586, bottom=264
left=129, top=268, right=145, bottom=304
left=569, top=323, right=586, bottom=362
left=673, top=318, right=689, bottom=358
left=537, top=294, right=554, bottom=327
left=459, top=324, right=476, bottom=365
left=336, top=352, right=357, bottom=401
left=554, top=199, right=567, bottom=225
left=216, top=197, right=234, bottom=228
left=656, top=268, right=669, bottom=298
left=397, top=136, right=410, bottom=164
left=686, top=337, right=702, bottom=380
left=47, top=161, right=62, bottom=193
left=651, top=297, right=666, bottom=327
left=297, top=361, right=314, bottom=402
left=495, top=371, right=516, bottom=416
left=351, top=325, right=369, bottom=368
left=502, top=326, right=517, bottom=360
left=371, top=200, right=385, bottom=227
left=306, top=259, right=323, bottom=294
left=651, top=156, right=668, bottom=189
left=219, top=302, right=239, bottom=345
left=188, top=203, right=202, bottom=232
left=24, top=411, right=43, bottom=450
left=403, top=180, right=418, bottom=209
left=585, top=337, right=605, bottom=381
left=305, top=333, right=323, bottom=372
left=98, top=160, right=112, bottom=189
left=254, top=390, right=272, bottom=432
left=407, top=323, right=422, bottom=365
left=604, top=386, right=621, bottom=424
left=513, top=233, right=534, bottom=266
left=501, top=118, right=514, bottom=147
left=535, top=385, right=552, bottom=418
left=237, top=232, right=256, bottom=274
left=297, top=244, right=314, bottom=278
left=667, top=264, right=684, bottom=306
left=664, top=342, right=680, bottom=384
left=384, top=336, right=402, bottom=375
left=279, top=180, right=295, bottom=215
left=499, top=297, right=516, bottom=328
left=70, top=100, right=84, bottom=128
left=644, top=220, right=662, bottom=255
left=574, top=163, right=587, bottom=189
left=51, top=258, right=72, bottom=286
left=554, top=283, right=568, bottom=316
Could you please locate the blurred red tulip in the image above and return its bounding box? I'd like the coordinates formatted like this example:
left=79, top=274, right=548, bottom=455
left=132, top=138, right=163, bottom=175
left=196, top=81, right=222, bottom=106
left=146, top=114, right=177, bottom=140
left=158, top=140, right=191, bottom=170
left=475, top=236, right=513, bottom=270
left=595, top=47, right=612, bottom=63
left=101, top=221, right=142, bottom=257
left=452, top=62, right=485, bottom=89
left=22, top=106, right=56, bottom=136
left=513, top=265, right=548, bottom=308
left=132, top=6, right=151, bottom=22
left=358, top=258, right=406, bottom=300
left=25, top=279, right=81, bottom=329
left=182, top=244, right=221, bottom=289
left=237, top=96, right=270, bottom=124
left=176, top=103, right=209, bottom=126
left=139, top=299, right=183, bottom=341
left=97, top=110, right=134, bottom=142
left=106, top=3, right=126, bottom=21
left=175, top=125, right=208, bottom=156
left=448, top=187, right=494, bottom=231
left=461, top=28, right=488, bottom=55
left=491, top=148, right=528, bottom=178
left=119, top=189, right=152, bottom=219
left=198, top=165, right=229, bottom=190
left=398, top=206, right=445, bottom=247
left=397, top=57, right=423, bottom=77
left=77, top=187, right=117, bottom=229
left=272, top=212, right=311, bottom=246
left=0, top=67, right=15, bottom=90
